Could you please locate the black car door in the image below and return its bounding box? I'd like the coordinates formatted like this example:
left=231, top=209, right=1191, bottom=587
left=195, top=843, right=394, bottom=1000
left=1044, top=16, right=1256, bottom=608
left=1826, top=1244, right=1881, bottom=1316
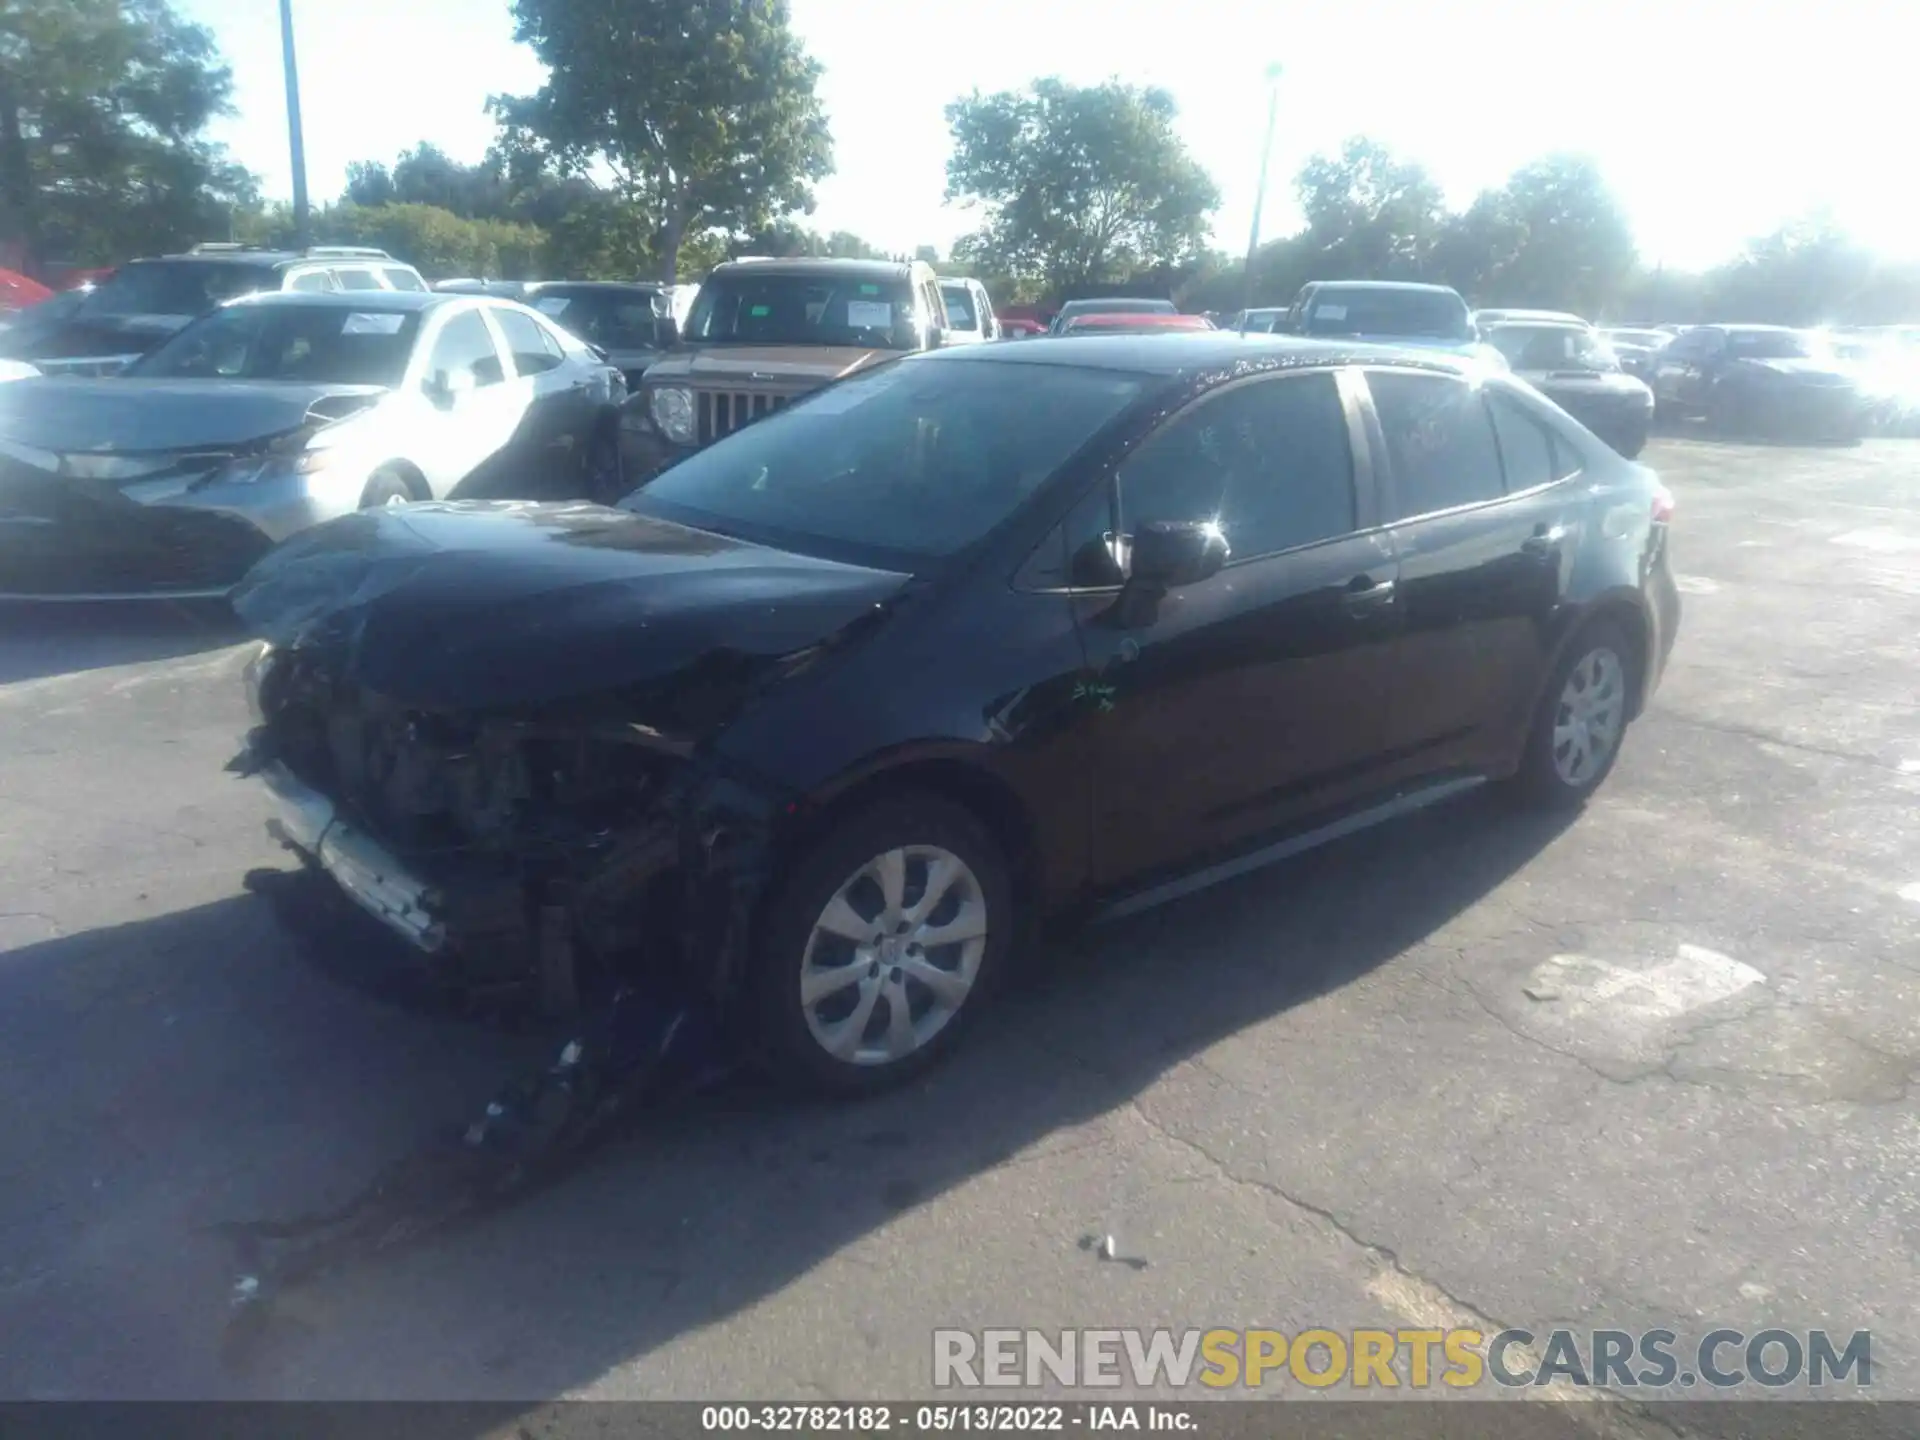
left=1047, top=367, right=1404, bottom=890
left=1358, top=369, right=1582, bottom=781
left=489, top=304, right=594, bottom=488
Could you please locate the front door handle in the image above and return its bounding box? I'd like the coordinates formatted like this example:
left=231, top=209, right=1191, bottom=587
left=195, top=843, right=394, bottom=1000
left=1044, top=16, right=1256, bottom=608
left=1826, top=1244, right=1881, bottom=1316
left=1341, top=573, right=1395, bottom=614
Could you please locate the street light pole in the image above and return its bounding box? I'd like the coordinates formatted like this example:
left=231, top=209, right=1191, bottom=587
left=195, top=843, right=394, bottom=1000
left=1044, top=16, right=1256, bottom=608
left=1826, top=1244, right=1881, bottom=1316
left=1242, top=63, right=1282, bottom=314
left=279, top=0, right=310, bottom=248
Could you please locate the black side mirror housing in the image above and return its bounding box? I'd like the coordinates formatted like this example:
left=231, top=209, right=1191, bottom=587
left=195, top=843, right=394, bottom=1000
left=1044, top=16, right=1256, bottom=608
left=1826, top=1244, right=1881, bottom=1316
left=1129, top=519, right=1229, bottom=589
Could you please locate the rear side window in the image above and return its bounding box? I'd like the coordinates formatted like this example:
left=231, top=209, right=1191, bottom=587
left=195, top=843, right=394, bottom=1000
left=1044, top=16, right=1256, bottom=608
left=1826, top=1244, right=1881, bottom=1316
left=1367, top=371, right=1504, bottom=519
left=382, top=267, right=427, bottom=292
left=287, top=271, right=333, bottom=293
left=492, top=307, right=565, bottom=376
left=334, top=268, right=382, bottom=292
left=1486, top=393, right=1570, bottom=490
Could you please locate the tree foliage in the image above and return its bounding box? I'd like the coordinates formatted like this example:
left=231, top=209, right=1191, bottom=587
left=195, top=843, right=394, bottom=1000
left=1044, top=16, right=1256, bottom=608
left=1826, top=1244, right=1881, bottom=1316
left=944, top=79, right=1220, bottom=292
left=1294, top=137, right=1447, bottom=278
left=0, top=0, right=257, bottom=270
left=490, top=0, right=832, bottom=282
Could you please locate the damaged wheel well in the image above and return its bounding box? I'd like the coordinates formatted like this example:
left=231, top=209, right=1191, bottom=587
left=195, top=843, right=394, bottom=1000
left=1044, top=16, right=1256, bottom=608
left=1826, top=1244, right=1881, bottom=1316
left=783, top=759, right=1042, bottom=922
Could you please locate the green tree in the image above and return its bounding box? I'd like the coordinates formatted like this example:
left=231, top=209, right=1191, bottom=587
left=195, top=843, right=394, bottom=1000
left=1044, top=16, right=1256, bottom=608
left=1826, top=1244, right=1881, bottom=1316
left=944, top=78, right=1219, bottom=293
left=1449, top=156, right=1635, bottom=313
left=491, top=0, right=832, bottom=283
left=1293, top=137, right=1447, bottom=279
left=0, top=0, right=257, bottom=271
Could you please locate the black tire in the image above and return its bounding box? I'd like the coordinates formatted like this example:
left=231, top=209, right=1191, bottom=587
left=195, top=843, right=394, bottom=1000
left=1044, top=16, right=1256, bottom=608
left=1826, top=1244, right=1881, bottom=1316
left=582, top=420, right=624, bottom=504
left=358, top=468, right=414, bottom=509
left=748, top=791, right=1015, bottom=1097
left=1507, top=619, right=1637, bottom=810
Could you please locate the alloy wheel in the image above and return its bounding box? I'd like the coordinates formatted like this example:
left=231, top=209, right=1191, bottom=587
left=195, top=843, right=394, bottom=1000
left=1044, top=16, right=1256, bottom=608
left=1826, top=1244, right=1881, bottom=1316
left=799, top=846, right=988, bottom=1067
left=1552, top=647, right=1625, bottom=787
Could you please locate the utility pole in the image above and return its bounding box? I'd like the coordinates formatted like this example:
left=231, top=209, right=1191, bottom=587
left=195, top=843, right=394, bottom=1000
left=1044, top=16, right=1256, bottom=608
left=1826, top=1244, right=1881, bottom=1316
left=279, top=0, right=310, bottom=247
left=1242, top=63, right=1282, bottom=314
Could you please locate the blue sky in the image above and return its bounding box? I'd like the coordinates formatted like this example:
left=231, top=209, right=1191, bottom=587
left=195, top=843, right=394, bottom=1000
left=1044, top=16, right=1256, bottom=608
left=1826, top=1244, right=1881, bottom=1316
left=178, top=0, right=1909, bottom=272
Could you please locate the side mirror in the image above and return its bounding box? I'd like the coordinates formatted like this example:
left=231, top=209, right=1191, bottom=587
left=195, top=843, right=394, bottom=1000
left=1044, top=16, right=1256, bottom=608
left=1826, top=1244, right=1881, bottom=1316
left=1129, top=519, right=1229, bottom=589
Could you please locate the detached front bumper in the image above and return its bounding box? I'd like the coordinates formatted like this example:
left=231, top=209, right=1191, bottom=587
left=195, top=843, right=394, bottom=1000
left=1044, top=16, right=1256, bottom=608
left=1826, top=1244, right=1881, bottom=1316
left=260, top=760, right=447, bottom=952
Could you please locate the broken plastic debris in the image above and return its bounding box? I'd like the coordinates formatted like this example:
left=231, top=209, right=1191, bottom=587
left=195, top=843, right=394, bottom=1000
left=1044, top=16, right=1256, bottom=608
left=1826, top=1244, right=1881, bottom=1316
left=1523, top=982, right=1562, bottom=1002
left=1100, top=1234, right=1117, bottom=1260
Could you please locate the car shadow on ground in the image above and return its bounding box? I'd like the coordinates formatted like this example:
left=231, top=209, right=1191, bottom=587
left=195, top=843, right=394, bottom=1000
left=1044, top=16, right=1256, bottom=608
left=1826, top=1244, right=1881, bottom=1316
left=0, top=788, right=1577, bottom=1405
left=0, top=598, right=246, bottom=684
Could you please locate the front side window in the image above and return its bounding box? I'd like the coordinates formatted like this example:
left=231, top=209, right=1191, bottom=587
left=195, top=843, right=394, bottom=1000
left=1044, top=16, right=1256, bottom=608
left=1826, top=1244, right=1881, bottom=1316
left=381, top=267, right=428, bottom=292
left=1367, top=370, right=1505, bottom=518
left=334, top=268, right=383, bottom=292
left=288, top=271, right=334, bottom=294
left=1055, top=372, right=1357, bottom=586
left=684, top=272, right=918, bottom=351
left=426, top=310, right=506, bottom=388
left=624, top=358, right=1146, bottom=567
left=125, top=303, right=422, bottom=385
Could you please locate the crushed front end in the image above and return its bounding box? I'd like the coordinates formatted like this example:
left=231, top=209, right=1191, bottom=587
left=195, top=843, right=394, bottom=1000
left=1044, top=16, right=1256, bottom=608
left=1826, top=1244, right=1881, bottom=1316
left=234, top=639, right=779, bottom=1015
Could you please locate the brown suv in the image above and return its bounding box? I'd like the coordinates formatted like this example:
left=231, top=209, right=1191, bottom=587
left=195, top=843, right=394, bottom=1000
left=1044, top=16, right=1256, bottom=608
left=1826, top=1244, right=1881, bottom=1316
left=626, top=257, right=951, bottom=480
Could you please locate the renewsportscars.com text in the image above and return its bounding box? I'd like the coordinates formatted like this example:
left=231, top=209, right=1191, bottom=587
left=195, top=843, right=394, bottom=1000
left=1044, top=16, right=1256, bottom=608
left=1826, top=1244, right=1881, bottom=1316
left=932, top=1327, right=1872, bottom=1391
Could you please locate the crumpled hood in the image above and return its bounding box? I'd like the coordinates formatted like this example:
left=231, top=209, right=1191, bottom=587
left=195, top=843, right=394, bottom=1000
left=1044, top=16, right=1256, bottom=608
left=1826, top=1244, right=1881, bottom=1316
left=0, top=376, right=386, bottom=455
left=651, top=344, right=892, bottom=385
left=1736, top=357, right=1855, bottom=384
left=232, top=500, right=912, bottom=717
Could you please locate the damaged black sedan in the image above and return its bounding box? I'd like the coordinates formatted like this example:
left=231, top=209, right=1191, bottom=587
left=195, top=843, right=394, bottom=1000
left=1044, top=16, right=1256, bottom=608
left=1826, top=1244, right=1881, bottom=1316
left=233, top=334, right=1680, bottom=1094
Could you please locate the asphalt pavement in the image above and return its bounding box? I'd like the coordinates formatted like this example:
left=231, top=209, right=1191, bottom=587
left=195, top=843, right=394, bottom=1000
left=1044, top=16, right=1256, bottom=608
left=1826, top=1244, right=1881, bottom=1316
left=1, top=436, right=1916, bottom=1417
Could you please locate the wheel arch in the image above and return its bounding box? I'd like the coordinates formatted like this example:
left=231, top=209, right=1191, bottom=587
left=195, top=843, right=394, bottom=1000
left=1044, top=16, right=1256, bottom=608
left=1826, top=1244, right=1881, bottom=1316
left=1555, top=589, right=1655, bottom=719
left=780, top=748, right=1047, bottom=927
left=374, top=459, right=431, bottom=501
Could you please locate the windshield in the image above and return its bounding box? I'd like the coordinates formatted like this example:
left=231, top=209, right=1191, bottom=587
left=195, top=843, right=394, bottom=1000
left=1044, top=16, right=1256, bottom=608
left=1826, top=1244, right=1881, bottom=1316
left=1304, top=289, right=1472, bottom=341
left=126, top=303, right=421, bottom=384
left=684, top=272, right=920, bottom=350
left=528, top=288, right=663, bottom=351
left=80, top=261, right=279, bottom=320
left=624, top=358, right=1146, bottom=566
left=1489, top=324, right=1620, bottom=372
left=1725, top=330, right=1827, bottom=361
left=940, top=284, right=978, bottom=328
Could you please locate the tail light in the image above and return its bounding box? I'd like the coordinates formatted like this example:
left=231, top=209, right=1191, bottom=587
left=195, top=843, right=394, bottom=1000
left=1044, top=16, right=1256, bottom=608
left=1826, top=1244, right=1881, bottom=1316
left=1651, top=484, right=1675, bottom=524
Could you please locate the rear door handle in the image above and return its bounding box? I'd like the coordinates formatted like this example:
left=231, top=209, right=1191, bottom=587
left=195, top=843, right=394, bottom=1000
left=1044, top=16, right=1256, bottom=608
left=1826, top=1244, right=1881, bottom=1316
left=1341, top=573, right=1395, bottom=614
left=1522, top=523, right=1568, bottom=558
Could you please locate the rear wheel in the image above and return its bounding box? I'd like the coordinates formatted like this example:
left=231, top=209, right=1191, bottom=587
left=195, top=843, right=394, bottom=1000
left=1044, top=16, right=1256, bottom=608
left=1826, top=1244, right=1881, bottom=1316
left=749, top=793, right=1013, bottom=1096
left=1508, top=620, right=1636, bottom=809
left=358, top=468, right=414, bottom=509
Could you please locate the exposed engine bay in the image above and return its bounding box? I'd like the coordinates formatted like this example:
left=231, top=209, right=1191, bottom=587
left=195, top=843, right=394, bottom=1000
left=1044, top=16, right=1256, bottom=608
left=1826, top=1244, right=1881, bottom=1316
left=235, top=638, right=768, bottom=1016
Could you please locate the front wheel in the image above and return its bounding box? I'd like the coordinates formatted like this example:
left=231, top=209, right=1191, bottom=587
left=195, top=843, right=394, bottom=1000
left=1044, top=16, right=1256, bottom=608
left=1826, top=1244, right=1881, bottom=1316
left=1507, top=620, right=1636, bottom=810
left=749, top=793, right=1013, bottom=1096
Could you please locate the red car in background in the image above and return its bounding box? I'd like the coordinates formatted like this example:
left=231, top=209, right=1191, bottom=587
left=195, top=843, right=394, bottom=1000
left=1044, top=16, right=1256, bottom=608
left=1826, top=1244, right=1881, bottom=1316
left=1057, top=311, right=1216, bottom=335
left=0, top=267, right=53, bottom=314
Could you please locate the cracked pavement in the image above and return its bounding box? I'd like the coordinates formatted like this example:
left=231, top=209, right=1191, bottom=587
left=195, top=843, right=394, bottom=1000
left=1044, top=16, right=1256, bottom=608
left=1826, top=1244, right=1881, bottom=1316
left=0, top=437, right=1915, bottom=1414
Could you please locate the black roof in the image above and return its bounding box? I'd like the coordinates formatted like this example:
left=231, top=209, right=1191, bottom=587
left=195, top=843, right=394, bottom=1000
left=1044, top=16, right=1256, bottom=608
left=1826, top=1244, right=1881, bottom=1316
left=129, top=251, right=302, bottom=268
left=915, top=332, right=1476, bottom=377
left=1303, top=280, right=1466, bottom=296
